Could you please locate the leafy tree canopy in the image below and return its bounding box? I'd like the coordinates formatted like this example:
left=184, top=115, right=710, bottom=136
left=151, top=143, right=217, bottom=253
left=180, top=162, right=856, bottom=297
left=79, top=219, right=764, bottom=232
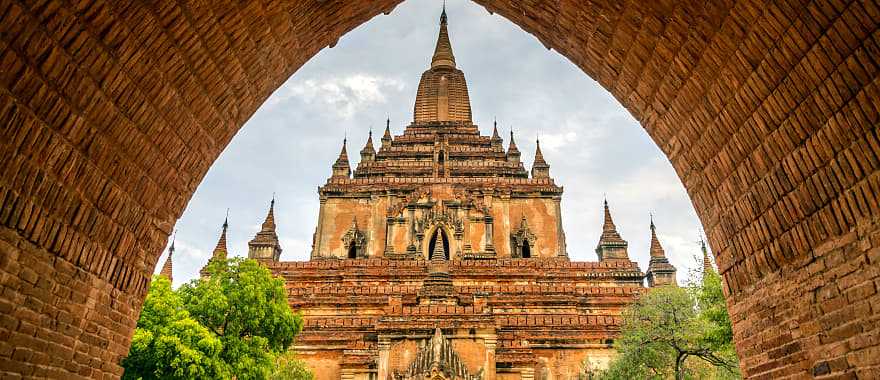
left=597, top=267, right=740, bottom=380
left=122, top=276, right=228, bottom=380
left=123, top=258, right=309, bottom=380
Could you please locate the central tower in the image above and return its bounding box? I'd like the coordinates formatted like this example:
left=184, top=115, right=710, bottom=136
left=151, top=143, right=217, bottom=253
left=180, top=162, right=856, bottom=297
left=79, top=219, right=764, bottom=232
left=413, top=6, right=471, bottom=123
left=309, top=7, right=566, bottom=262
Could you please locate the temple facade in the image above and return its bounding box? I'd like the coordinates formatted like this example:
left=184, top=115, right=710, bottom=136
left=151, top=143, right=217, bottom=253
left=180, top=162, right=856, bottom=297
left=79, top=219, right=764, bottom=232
left=309, top=8, right=565, bottom=263
left=189, top=8, right=679, bottom=380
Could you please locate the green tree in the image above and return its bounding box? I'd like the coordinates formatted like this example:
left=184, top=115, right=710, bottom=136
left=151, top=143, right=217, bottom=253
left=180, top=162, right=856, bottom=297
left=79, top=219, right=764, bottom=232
left=179, top=258, right=304, bottom=380
left=597, top=281, right=740, bottom=380
left=693, top=270, right=739, bottom=379
left=696, top=271, right=733, bottom=349
left=122, top=276, right=229, bottom=380
left=123, top=259, right=310, bottom=380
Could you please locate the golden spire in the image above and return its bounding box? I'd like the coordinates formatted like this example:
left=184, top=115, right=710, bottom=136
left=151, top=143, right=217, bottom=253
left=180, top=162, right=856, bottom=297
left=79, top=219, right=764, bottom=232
left=431, top=2, right=455, bottom=69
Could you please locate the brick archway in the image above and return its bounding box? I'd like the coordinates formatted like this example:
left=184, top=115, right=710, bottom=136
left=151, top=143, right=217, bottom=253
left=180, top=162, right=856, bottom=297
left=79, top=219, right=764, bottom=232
left=0, top=1, right=877, bottom=378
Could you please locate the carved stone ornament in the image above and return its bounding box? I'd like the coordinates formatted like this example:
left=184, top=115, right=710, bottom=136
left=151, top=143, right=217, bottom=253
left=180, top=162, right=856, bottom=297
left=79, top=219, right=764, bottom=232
left=393, top=328, right=483, bottom=380
left=510, top=216, right=537, bottom=258
left=341, top=218, right=368, bottom=258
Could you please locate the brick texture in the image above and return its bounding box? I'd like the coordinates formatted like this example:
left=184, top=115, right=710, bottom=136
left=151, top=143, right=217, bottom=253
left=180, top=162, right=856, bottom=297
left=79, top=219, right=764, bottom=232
left=0, top=0, right=878, bottom=379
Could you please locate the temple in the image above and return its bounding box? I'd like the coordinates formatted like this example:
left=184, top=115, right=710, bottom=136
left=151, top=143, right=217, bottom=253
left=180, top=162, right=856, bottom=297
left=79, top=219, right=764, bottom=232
left=194, top=8, right=678, bottom=380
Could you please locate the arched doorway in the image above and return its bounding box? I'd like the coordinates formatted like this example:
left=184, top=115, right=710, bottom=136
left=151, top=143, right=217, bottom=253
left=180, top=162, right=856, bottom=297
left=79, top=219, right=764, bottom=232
left=427, top=227, right=451, bottom=260
left=0, top=1, right=877, bottom=378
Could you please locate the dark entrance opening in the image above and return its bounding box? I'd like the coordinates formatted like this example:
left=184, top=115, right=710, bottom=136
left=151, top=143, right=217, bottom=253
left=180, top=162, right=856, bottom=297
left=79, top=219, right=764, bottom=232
left=521, top=243, right=531, bottom=258
left=428, top=228, right=450, bottom=260
left=347, top=244, right=357, bottom=259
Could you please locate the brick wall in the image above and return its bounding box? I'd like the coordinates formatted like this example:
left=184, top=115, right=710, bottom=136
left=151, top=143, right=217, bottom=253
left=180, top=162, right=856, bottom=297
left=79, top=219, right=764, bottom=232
left=0, top=0, right=878, bottom=378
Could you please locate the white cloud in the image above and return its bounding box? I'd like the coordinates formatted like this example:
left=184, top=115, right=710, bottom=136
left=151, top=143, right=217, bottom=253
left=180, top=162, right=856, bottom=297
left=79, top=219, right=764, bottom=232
left=539, top=131, right=578, bottom=152
left=266, top=74, right=406, bottom=119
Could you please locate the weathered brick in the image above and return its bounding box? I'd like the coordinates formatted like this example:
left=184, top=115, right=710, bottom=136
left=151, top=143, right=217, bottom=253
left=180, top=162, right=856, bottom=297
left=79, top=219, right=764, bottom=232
left=0, top=0, right=876, bottom=379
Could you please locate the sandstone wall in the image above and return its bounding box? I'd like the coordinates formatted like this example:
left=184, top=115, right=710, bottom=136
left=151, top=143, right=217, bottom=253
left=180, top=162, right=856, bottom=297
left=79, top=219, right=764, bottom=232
left=314, top=188, right=564, bottom=259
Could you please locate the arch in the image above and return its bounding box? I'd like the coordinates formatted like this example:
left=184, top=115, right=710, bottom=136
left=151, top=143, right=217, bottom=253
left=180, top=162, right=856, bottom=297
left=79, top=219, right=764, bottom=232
left=0, top=1, right=877, bottom=378
left=426, top=225, right=451, bottom=260
left=521, top=243, right=531, bottom=259
left=347, top=244, right=358, bottom=259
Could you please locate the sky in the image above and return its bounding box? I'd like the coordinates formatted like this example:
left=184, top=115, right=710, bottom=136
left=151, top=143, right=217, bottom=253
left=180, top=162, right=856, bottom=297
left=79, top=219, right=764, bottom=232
left=156, top=0, right=709, bottom=286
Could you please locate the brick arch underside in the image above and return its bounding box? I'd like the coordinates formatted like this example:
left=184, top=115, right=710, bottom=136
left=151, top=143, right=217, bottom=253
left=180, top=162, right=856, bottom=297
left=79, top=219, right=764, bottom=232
left=0, top=0, right=878, bottom=378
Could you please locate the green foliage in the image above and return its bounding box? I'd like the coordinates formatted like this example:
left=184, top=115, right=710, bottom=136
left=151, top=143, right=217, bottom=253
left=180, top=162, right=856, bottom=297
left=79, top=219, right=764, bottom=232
left=596, top=268, right=740, bottom=380
left=123, top=259, right=310, bottom=380
left=122, top=276, right=228, bottom=380
left=696, top=271, right=734, bottom=350
left=179, top=258, right=302, bottom=380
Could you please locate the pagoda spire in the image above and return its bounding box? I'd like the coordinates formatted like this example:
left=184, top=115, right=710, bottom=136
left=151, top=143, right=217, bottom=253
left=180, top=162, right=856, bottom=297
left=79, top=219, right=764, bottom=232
left=360, top=129, right=376, bottom=162
left=531, top=137, right=550, bottom=179
left=332, top=138, right=351, bottom=178
left=263, top=196, right=276, bottom=230
left=508, top=130, right=519, bottom=153
left=202, top=214, right=229, bottom=278
left=507, top=130, right=521, bottom=164
left=595, top=198, right=630, bottom=261
left=646, top=216, right=677, bottom=287
left=431, top=2, right=456, bottom=69
left=649, top=215, right=666, bottom=258
left=490, top=119, right=503, bottom=148
left=249, top=197, right=282, bottom=261
left=381, top=118, right=392, bottom=149
left=701, top=237, right=715, bottom=274
left=599, top=199, right=624, bottom=245
left=213, top=215, right=229, bottom=260
left=160, top=231, right=175, bottom=282
left=534, top=138, right=547, bottom=165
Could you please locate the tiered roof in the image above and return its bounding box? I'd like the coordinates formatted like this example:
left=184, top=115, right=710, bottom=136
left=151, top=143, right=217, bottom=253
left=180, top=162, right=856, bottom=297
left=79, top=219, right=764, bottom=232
left=352, top=121, right=533, bottom=180
left=324, top=9, right=554, bottom=192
